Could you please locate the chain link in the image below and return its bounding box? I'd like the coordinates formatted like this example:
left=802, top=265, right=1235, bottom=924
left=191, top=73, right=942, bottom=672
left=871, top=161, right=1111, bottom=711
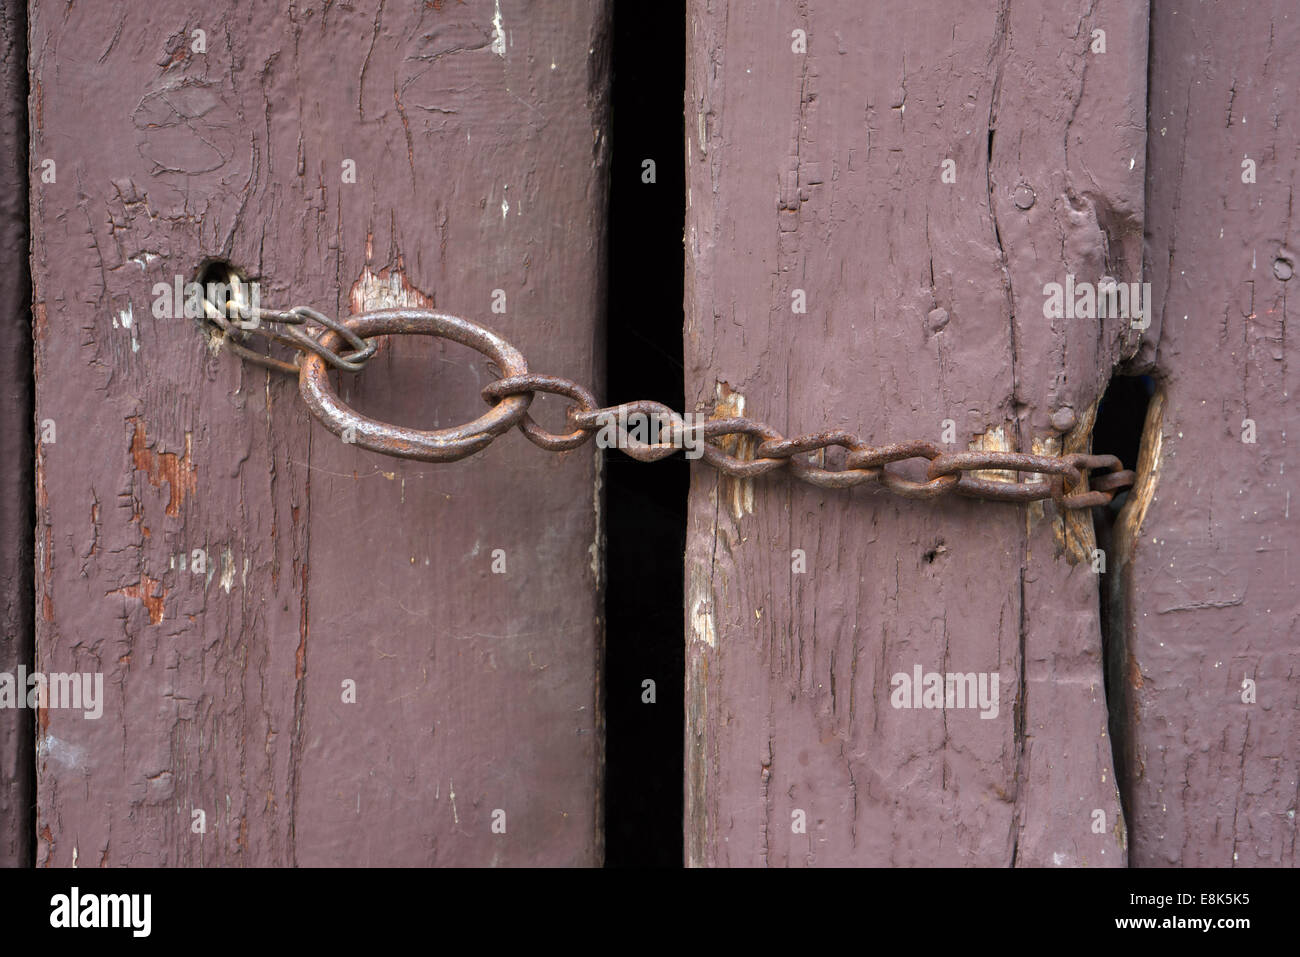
left=200, top=269, right=377, bottom=374
left=207, top=301, right=1137, bottom=509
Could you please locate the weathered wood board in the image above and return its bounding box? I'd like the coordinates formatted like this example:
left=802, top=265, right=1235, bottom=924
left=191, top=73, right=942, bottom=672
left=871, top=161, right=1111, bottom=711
left=29, top=0, right=610, bottom=866
left=0, top=0, right=32, bottom=868
left=684, top=0, right=1147, bottom=865
left=1111, top=0, right=1299, bottom=867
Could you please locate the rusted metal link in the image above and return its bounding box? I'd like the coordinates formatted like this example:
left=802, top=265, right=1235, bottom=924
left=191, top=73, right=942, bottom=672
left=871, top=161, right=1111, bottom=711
left=1092, top=470, right=1137, bottom=493
left=700, top=419, right=789, bottom=478
left=202, top=273, right=377, bottom=374
left=1050, top=453, right=1129, bottom=509
left=571, top=401, right=687, bottom=461
left=203, top=311, right=304, bottom=375
left=207, top=304, right=1138, bottom=508
left=299, top=309, right=531, bottom=462
left=846, top=440, right=944, bottom=469
left=756, top=431, right=882, bottom=489
left=953, top=474, right=1057, bottom=503
left=880, top=469, right=962, bottom=499
left=927, top=450, right=1083, bottom=487
left=482, top=374, right=599, bottom=452
left=843, top=439, right=957, bottom=499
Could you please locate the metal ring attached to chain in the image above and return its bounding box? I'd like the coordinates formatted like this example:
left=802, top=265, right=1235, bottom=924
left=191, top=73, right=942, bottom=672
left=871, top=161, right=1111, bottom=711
left=482, top=374, right=599, bottom=451
left=298, top=309, right=532, bottom=462
left=208, top=298, right=1138, bottom=508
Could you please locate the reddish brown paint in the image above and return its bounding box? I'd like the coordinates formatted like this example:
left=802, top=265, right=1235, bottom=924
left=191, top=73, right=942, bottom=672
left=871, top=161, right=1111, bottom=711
left=13, top=0, right=1295, bottom=871
left=684, top=0, right=1146, bottom=865
left=29, top=0, right=610, bottom=866
left=1113, top=0, right=1299, bottom=867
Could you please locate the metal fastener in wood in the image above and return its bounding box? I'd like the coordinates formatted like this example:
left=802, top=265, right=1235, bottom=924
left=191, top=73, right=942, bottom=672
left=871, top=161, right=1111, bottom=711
left=201, top=289, right=1137, bottom=510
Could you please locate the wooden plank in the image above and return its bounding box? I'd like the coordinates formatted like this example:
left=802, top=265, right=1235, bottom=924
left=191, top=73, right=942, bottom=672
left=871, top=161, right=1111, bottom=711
left=684, top=0, right=1146, bottom=865
left=30, top=0, right=610, bottom=866
left=0, top=0, right=32, bottom=868
left=1111, top=0, right=1299, bottom=867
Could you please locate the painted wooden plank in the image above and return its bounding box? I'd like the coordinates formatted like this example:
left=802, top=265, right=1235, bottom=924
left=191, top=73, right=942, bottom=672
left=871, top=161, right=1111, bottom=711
left=1111, top=0, right=1299, bottom=867
left=30, top=0, right=609, bottom=866
left=684, top=0, right=1145, bottom=865
left=0, top=0, right=32, bottom=868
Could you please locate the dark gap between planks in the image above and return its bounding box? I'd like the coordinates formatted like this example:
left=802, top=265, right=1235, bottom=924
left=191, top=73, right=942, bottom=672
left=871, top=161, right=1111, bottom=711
left=602, top=0, right=688, bottom=868
left=1093, top=370, right=1155, bottom=844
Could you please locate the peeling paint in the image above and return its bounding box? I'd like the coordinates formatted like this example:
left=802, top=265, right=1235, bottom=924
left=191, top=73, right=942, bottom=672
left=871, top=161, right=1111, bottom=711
left=969, top=426, right=1016, bottom=482
left=109, top=574, right=166, bottom=625
left=712, top=382, right=753, bottom=520
left=219, top=547, right=236, bottom=593
left=350, top=263, right=435, bottom=314
left=129, top=419, right=197, bottom=518
left=490, top=0, right=506, bottom=57
left=37, top=734, right=87, bottom=771
left=688, top=561, right=716, bottom=648
left=113, top=303, right=139, bottom=352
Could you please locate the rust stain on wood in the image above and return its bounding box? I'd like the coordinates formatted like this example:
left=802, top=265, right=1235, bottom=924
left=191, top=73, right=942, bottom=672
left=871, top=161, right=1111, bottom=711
left=129, top=418, right=197, bottom=518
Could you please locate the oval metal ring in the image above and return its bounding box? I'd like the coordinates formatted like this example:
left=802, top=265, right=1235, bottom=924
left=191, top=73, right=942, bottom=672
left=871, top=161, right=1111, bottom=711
left=927, top=451, right=1082, bottom=487
left=759, top=431, right=880, bottom=489
left=299, top=309, right=531, bottom=462
left=701, top=418, right=788, bottom=478
left=1050, top=452, right=1126, bottom=509
left=879, top=469, right=960, bottom=500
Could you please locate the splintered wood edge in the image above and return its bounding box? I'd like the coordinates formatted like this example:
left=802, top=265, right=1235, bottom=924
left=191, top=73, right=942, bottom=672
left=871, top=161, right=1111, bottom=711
left=1115, top=388, right=1165, bottom=568
left=1059, top=397, right=1101, bottom=565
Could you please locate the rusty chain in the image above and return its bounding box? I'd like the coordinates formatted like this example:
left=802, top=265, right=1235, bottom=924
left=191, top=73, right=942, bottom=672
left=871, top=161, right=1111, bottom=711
left=201, top=291, right=1136, bottom=510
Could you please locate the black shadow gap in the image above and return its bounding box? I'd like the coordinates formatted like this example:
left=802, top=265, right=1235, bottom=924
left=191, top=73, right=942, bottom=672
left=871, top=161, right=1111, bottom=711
left=602, top=1, right=688, bottom=868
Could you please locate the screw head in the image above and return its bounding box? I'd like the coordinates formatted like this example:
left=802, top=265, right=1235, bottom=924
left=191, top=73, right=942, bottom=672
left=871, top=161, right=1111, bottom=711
left=1013, top=185, right=1036, bottom=210
left=927, top=307, right=950, bottom=333
left=1274, top=257, right=1294, bottom=281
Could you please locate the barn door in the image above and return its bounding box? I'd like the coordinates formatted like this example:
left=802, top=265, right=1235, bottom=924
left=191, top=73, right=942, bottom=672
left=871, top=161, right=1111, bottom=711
left=27, top=1, right=610, bottom=866
left=10, top=0, right=1298, bottom=874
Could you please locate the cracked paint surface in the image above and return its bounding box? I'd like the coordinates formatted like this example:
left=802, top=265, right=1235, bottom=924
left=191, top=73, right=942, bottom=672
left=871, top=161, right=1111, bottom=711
left=29, top=0, right=612, bottom=867
left=683, top=0, right=1146, bottom=866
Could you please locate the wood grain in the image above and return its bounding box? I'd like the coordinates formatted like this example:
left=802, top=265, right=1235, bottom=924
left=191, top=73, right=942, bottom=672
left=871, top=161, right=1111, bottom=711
left=1112, top=0, right=1299, bottom=867
left=684, top=0, right=1145, bottom=865
left=30, top=0, right=610, bottom=866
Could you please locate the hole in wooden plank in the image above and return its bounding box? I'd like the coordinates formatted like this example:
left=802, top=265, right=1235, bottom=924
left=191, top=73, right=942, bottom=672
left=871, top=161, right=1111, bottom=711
left=1093, top=370, right=1157, bottom=843
left=195, top=258, right=249, bottom=320
left=1093, top=373, right=1154, bottom=516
